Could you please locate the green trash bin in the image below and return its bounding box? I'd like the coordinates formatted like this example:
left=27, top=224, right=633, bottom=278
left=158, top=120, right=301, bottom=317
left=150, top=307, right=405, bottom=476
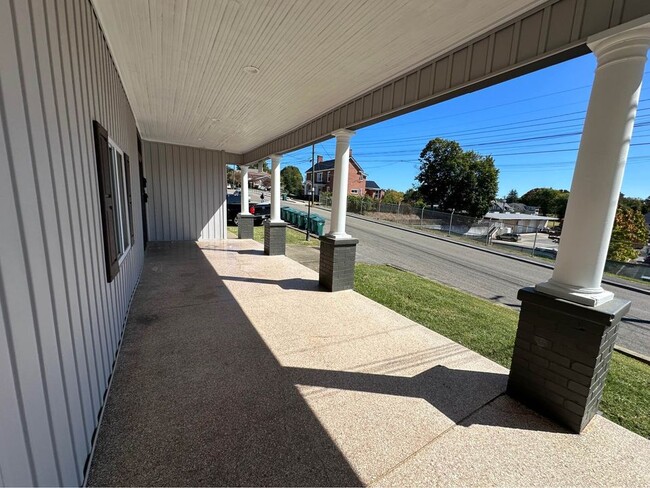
left=313, top=216, right=325, bottom=236
left=281, top=193, right=288, bottom=201
left=297, top=211, right=308, bottom=229
left=308, top=215, right=317, bottom=234
left=290, top=208, right=299, bottom=225
left=285, top=208, right=295, bottom=224
left=281, top=206, right=289, bottom=221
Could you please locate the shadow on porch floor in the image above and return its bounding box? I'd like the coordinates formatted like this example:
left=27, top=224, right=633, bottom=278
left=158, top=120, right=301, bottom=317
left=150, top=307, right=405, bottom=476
left=87, top=240, right=650, bottom=487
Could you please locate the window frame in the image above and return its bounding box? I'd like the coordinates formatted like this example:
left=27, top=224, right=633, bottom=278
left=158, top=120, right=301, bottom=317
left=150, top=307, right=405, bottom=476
left=107, top=136, right=132, bottom=264
left=317, top=172, right=323, bottom=183
left=351, top=188, right=359, bottom=195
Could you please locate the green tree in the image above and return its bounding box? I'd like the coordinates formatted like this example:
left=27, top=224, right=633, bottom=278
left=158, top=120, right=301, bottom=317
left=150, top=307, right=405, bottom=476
left=506, top=189, right=519, bottom=203
left=619, top=193, right=649, bottom=214
left=415, top=138, right=499, bottom=218
left=520, top=187, right=569, bottom=216
left=608, top=206, right=649, bottom=261
left=382, top=189, right=404, bottom=204
left=403, top=188, right=424, bottom=206
left=280, top=165, right=303, bottom=195
left=553, top=192, right=570, bottom=219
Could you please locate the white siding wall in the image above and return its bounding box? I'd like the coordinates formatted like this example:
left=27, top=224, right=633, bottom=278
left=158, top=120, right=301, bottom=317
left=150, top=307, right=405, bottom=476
left=143, top=140, right=234, bottom=241
left=0, top=0, right=143, bottom=485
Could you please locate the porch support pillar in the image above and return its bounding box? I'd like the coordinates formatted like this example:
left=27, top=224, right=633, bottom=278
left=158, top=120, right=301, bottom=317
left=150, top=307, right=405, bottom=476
left=270, top=155, right=281, bottom=223
left=240, top=164, right=250, bottom=216
left=327, top=129, right=355, bottom=239
left=536, top=17, right=650, bottom=306
left=238, top=164, right=254, bottom=239
left=320, top=129, right=358, bottom=291
left=508, top=16, right=650, bottom=433
left=264, top=154, right=286, bottom=255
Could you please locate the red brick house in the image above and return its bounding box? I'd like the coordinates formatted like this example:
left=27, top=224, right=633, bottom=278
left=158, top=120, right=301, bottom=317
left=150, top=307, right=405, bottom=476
left=305, top=152, right=366, bottom=196
left=365, top=180, right=384, bottom=199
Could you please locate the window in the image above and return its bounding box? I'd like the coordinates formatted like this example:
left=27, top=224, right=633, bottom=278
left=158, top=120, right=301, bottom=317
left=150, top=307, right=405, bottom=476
left=351, top=189, right=359, bottom=194
left=317, top=172, right=323, bottom=182
left=327, top=172, right=331, bottom=182
left=93, top=120, right=133, bottom=282
left=108, top=141, right=131, bottom=261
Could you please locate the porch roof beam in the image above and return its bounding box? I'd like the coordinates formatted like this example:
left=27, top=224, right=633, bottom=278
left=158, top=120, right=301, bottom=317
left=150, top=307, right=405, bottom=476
left=243, top=0, right=650, bottom=164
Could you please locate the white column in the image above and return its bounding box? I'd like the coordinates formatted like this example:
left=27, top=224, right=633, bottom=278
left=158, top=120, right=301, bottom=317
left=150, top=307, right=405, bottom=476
left=270, top=154, right=282, bottom=222
left=327, top=129, right=355, bottom=239
left=240, top=164, right=250, bottom=215
left=537, top=16, right=650, bottom=307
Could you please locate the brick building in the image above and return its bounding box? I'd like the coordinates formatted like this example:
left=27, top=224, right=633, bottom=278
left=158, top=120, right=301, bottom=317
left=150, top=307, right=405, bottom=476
left=304, top=152, right=367, bottom=196
left=365, top=180, right=384, bottom=199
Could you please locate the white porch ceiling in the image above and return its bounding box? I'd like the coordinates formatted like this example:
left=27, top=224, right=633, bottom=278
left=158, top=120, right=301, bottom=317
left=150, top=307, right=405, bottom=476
left=92, top=0, right=544, bottom=154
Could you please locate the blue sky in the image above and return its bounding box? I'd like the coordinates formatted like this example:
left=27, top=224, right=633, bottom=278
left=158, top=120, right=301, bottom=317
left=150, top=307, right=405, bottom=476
left=280, top=54, right=650, bottom=199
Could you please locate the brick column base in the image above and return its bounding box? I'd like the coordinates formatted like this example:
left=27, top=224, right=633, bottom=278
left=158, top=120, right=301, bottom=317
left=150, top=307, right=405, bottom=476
left=507, top=287, right=630, bottom=433
left=237, top=214, right=255, bottom=239
left=319, top=236, right=358, bottom=292
left=264, top=221, right=286, bottom=256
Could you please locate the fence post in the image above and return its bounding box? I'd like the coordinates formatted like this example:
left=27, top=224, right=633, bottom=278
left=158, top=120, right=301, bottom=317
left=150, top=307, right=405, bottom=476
left=420, top=206, right=424, bottom=228
left=448, top=208, right=455, bottom=236
left=532, top=229, right=538, bottom=257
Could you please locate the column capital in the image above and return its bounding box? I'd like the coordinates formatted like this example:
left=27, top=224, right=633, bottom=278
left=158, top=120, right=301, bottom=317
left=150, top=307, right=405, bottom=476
left=588, top=15, right=650, bottom=67
left=332, top=128, right=355, bottom=139
left=270, top=154, right=282, bottom=162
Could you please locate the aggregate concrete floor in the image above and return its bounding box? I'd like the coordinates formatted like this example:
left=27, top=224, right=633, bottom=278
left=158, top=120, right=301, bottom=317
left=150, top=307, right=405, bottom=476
left=87, top=239, right=650, bottom=486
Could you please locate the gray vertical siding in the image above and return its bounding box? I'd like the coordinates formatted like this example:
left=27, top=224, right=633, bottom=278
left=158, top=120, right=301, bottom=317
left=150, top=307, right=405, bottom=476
left=143, top=140, right=235, bottom=241
left=0, top=0, right=143, bottom=485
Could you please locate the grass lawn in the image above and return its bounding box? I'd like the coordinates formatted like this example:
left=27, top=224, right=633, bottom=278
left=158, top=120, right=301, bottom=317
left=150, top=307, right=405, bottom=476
left=227, top=225, right=320, bottom=247
left=354, top=263, right=650, bottom=438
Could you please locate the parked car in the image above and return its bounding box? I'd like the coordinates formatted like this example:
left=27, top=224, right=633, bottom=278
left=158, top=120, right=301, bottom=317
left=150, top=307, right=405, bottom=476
left=255, top=202, right=271, bottom=221
left=496, top=232, right=521, bottom=242
left=226, top=194, right=266, bottom=226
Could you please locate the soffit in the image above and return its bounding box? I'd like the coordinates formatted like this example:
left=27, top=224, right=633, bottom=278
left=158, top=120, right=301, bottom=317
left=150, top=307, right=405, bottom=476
left=92, top=0, right=544, bottom=154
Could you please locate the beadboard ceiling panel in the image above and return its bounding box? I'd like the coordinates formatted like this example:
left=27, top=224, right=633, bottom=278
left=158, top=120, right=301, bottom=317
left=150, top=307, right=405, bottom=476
left=92, top=0, right=545, bottom=154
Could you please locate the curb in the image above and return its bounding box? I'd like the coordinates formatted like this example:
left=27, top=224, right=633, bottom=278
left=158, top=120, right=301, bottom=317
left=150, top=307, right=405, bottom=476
left=613, top=345, right=650, bottom=366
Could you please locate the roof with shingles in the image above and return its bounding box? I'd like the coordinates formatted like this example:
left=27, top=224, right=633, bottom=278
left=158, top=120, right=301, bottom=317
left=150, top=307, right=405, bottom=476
left=305, top=155, right=365, bottom=174
left=365, top=180, right=381, bottom=190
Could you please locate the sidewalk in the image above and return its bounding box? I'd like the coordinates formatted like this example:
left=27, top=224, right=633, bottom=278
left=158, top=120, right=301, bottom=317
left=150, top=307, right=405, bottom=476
left=87, top=239, right=650, bottom=486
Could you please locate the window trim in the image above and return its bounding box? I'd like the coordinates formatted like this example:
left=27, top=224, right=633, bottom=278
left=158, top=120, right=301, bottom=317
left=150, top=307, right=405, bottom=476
left=351, top=188, right=359, bottom=194
left=108, top=136, right=132, bottom=264
left=317, top=172, right=323, bottom=183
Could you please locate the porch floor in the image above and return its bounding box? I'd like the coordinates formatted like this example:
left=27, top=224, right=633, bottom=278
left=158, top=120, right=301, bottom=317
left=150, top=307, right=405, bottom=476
left=87, top=240, right=650, bottom=487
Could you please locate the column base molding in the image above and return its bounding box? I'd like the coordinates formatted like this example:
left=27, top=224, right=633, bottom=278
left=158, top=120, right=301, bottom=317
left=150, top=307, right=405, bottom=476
left=324, top=232, right=352, bottom=240
left=508, top=287, right=630, bottom=433
left=535, top=280, right=614, bottom=307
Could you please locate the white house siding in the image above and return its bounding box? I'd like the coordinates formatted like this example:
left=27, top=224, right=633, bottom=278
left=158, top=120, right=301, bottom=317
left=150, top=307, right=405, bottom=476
left=0, top=0, right=142, bottom=486
left=143, top=140, right=237, bottom=241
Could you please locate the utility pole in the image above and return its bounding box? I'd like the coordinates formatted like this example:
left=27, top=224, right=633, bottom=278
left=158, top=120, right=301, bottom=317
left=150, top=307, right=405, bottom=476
left=306, top=144, right=315, bottom=241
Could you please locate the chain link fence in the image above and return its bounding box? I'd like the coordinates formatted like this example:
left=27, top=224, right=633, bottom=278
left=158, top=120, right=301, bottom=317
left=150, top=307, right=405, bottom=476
left=317, top=192, right=650, bottom=282
left=319, top=193, right=540, bottom=242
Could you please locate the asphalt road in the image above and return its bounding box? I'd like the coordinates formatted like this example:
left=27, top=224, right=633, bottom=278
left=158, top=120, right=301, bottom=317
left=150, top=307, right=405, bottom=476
left=285, top=200, right=650, bottom=358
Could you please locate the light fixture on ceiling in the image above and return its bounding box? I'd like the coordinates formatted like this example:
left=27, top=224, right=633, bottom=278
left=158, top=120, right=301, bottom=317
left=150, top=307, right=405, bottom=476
left=242, top=65, right=260, bottom=74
